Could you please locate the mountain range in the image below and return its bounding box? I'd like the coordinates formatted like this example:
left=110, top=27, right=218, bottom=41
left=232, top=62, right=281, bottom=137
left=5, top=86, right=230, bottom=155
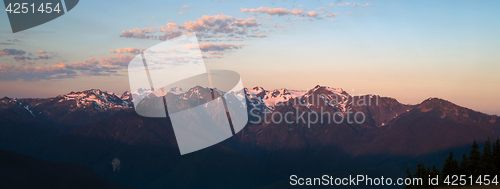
left=1, top=85, right=499, bottom=188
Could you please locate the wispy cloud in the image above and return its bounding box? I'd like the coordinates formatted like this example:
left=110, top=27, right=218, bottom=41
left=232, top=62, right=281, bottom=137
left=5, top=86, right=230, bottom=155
left=187, top=43, right=245, bottom=52
left=13, top=56, right=31, bottom=61
left=273, top=24, right=285, bottom=28
left=323, top=12, right=339, bottom=18
left=352, top=3, right=371, bottom=7
left=286, top=18, right=309, bottom=22
left=181, top=14, right=259, bottom=34
left=183, top=43, right=247, bottom=59
left=0, top=48, right=26, bottom=56
left=241, top=7, right=318, bottom=18
left=120, top=14, right=262, bottom=42
left=0, top=63, right=77, bottom=81
left=251, top=34, right=267, bottom=38
left=1, top=49, right=58, bottom=62
left=120, top=27, right=158, bottom=39
left=0, top=54, right=134, bottom=81
left=338, top=2, right=352, bottom=6
left=37, top=55, right=51, bottom=59
left=109, top=48, right=142, bottom=54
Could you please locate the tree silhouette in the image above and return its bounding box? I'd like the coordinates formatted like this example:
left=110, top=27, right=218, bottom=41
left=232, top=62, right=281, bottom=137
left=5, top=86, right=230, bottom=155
left=408, top=139, right=500, bottom=188
left=458, top=153, right=469, bottom=185
left=468, top=140, right=481, bottom=178
left=475, top=138, right=496, bottom=176
left=458, top=153, right=468, bottom=175
left=493, top=137, right=500, bottom=175
left=404, top=167, right=413, bottom=189
left=432, top=165, right=440, bottom=179
left=413, top=162, right=432, bottom=187
left=441, top=151, right=458, bottom=179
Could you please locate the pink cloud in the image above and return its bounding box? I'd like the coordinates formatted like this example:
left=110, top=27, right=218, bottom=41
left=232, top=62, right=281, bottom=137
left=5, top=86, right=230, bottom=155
left=120, top=27, right=158, bottom=39
left=273, top=24, right=284, bottom=28
left=187, top=43, right=245, bottom=52
left=38, top=55, right=50, bottom=59
left=338, top=2, right=352, bottom=6
left=241, top=7, right=320, bottom=18
left=233, top=18, right=260, bottom=27
left=306, top=11, right=319, bottom=17
left=241, top=7, right=305, bottom=16
left=109, top=48, right=142, bottom=54
left=0, top=54, right=134, bottom=81
left=323, top=12, right=339, bottom=18
left=251, top=34, right=267, bottom=38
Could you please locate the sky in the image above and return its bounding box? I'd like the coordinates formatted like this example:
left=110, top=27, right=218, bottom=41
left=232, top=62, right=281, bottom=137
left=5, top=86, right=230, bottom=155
left=0, top=0, right=499, bottom=115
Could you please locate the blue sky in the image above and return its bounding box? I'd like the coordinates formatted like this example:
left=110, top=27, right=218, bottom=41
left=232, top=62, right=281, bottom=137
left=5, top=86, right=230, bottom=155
left=1, top=0, right=500, bottom=115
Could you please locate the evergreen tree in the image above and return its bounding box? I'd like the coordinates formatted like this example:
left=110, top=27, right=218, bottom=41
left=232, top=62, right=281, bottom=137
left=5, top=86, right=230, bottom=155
left=431, top=165, right=440, bottom=186
left=459, top=153, right=469, bottom=174
left=468, top=140, right=482, bottom=178
left=424, top=166, right=431, bottom=186
left=432, top=165, right=440, bottom=178
left=458, top=153, right=469, bottom=184
left=453, top=158, right=459, bottom=172
left=493, top=137, right=500, bottom=175
left=442, top=151, right=459, bottom=177
left=432, top=165, right=441, bottom=178
left=404, top=167, right=413, bottom=189
left=406, top=139, right=500, bottom=187
left=414, top=162, right=429, bottom=188
left=414, top=162, right=424, bottom=179
left=475, top=138, right=496, bottom=176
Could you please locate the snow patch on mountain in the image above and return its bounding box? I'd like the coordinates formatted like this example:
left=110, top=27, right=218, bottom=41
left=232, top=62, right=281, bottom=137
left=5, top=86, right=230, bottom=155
left=301, top=85, right=350, bottom=113
left=130, top=87, right=187, bottom=104
left=24, top=105, right=35, bottom=117
left=169, top=87, right=184, bottom=95
left=60, top=89, right=131, bottom=111
left=0, top=97, right=38, bottom=117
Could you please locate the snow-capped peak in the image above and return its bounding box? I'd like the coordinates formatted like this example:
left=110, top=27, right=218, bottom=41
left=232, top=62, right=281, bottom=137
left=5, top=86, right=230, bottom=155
left=60, top=89, right=131, bottom=110
left=169, top=87, right=184, bottom=95
left=244, top=87, right=308, bottom=111
left=244, top=85, right=350, bottom=112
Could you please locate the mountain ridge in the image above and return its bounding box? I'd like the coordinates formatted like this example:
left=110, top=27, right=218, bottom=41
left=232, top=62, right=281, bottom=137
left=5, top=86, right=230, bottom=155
left=0, top=86, right=492, bottom=109
left=2, top=86, right=498, bottom=128
left=1, top=85, right=500, bottom=188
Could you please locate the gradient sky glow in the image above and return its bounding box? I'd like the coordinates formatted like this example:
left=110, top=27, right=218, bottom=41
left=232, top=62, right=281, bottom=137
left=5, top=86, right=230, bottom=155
left=0, top=0, right=499, bottom=115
